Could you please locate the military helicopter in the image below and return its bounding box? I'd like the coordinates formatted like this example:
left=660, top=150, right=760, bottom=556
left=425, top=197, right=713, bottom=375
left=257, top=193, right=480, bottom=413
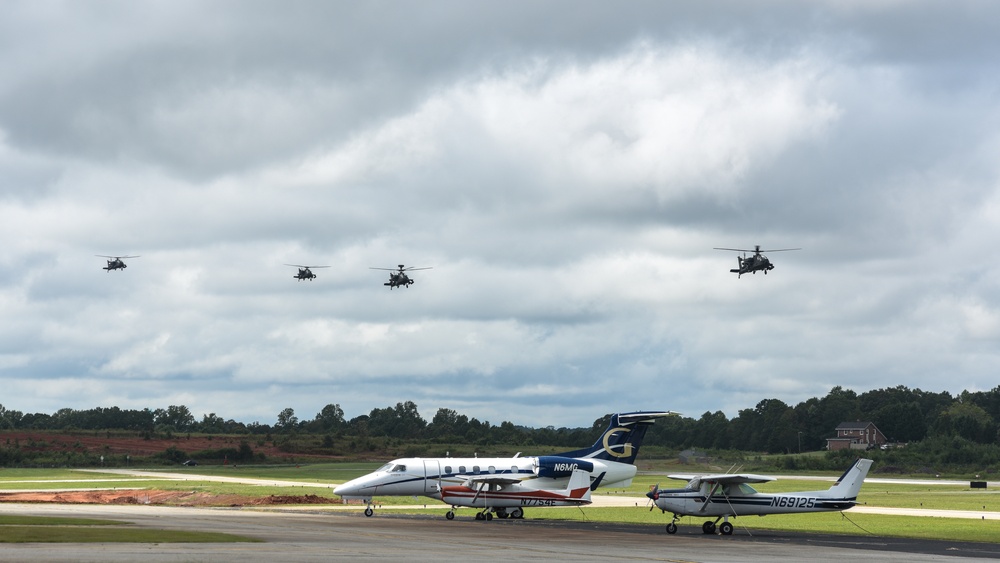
left=370, top=264, right=432, bottom=289
left=96, top=255, right=139, bottom=272
left=714, top=246, right=800, bottom=277
left=285, top=264, right=330, bottom=281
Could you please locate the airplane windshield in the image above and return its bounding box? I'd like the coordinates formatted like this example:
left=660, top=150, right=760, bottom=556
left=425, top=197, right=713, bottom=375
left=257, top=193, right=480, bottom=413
left=377, top=463, right=407, bottom=473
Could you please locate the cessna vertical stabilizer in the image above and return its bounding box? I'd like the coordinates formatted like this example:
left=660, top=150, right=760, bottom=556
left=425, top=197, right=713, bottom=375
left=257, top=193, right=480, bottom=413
left=334, top=410, right=675, bottom=519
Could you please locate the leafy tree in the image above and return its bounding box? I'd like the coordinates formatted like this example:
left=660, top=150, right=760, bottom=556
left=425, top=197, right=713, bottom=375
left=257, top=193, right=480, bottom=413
left=275, top=408, right=298, bottom=432
left=313, top=404, right=345, bottom=432
left=153, top=405, right=195, bottom=432
left=0, top=404, right=22, bottom=430
left=874, top=402, right=926, bottom=442
left=932, top=400, right=995, bottom=443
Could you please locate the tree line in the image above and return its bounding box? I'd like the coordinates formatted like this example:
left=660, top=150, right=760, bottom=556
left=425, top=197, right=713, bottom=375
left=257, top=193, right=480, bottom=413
left=1, top=385, right=998, bottom=456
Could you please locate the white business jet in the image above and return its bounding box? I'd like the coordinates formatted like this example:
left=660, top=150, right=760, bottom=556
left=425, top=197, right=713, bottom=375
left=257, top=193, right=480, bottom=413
left=334, top=410, right=675, bottom=519
left=648, top=457, right=873, bottom=535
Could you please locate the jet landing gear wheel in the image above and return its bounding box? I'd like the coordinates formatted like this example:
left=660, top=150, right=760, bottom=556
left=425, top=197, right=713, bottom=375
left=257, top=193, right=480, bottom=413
left=702, top=521, right=716, bottom=534
left=719, top=522, right=734, bottom=535
left=666, top=523, right=678, bottom=534
left=364, top=506, right=374, bottom=517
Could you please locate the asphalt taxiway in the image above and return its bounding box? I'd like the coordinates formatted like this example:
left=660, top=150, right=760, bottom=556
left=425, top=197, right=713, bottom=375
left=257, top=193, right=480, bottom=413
left=1, top=503, right=998, bottom=562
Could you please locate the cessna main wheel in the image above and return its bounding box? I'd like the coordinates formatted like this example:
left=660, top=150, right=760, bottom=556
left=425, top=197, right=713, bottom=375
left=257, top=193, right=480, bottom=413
left=666, top=523, right=677, bottom=534
left=702, top=521, right=716, bottom=534
left=445, top=511, right=455, bottom=520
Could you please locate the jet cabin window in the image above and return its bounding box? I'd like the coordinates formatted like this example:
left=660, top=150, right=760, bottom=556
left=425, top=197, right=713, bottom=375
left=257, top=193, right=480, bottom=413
left=458, top=466, right=466, bottom=474
left=473, top=465, right=481, bottom=474
left=444, top=466, right=452, bottom=475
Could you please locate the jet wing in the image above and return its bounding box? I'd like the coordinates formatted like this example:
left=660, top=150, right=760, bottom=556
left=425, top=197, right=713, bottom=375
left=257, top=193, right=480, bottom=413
left=668, top=473, right=774, bottom=484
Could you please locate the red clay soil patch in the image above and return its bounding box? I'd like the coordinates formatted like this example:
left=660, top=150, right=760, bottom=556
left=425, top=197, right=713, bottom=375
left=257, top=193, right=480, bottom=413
left=0, top=490, right=333, bottom=507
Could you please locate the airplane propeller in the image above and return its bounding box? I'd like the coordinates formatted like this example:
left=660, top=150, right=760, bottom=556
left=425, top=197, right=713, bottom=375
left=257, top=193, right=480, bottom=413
left=646, top=484, right=659, bottom=511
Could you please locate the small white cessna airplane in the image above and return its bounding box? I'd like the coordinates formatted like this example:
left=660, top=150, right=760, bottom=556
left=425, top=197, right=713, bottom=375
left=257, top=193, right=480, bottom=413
left=334, top=410, right=675, bottom=520
left=439, top=468, right=592, bottom=520
left=648, top=458, right=873, bottom=536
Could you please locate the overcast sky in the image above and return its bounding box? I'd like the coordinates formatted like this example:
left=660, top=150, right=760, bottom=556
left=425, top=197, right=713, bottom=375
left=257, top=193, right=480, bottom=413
left=2, top=1, right=999, bottom=428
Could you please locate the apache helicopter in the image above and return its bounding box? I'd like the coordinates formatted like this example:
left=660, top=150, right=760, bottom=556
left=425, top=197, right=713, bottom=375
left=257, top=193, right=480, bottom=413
left=713, top=246, right=800, bottom=278
left=369, top=264, right=432, bottom=289
left=285, top=264, right=330, bottom=281
left=96, top=255, right=139, bottom=272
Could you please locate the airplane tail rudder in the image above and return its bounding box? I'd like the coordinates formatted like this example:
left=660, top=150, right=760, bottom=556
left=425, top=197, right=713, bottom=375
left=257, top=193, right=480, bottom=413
left=567, top=469, right=592, bottom=500
left=823, top=458, right=873, bottom=499
left=555, top=411, right=676, bottom=464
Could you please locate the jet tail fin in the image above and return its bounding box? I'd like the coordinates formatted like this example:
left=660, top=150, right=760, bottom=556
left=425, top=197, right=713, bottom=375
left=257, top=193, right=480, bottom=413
left=555, top=411, right=676, bottom=464
left=822, top=458, right=873, bottom=499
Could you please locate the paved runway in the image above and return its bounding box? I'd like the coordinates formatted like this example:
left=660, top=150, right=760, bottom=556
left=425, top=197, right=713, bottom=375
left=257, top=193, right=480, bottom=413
left=1, top=503, right=998, bottom=562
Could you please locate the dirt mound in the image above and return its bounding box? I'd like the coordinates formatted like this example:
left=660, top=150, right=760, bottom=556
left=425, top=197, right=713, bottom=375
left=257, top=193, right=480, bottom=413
left=0, top=490, right=334, bottom=507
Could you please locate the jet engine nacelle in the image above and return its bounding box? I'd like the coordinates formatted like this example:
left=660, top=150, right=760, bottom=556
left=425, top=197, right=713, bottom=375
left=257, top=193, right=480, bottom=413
left=532, top=456, right=594, bottom=479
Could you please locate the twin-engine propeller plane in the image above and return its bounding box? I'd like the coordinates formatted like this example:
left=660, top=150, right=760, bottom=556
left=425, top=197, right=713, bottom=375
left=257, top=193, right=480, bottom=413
left=713, top=245, right=800, bottom=277
left=285, top=264, right=330, bottom=281
left=334, top=411, right=675, bottom=520
left=96, top=255, right=139, bottom=271
left=440, top=468, right=592, bottom=521
left=647, top=458, right=873, bottom=536
left=369, top=264, right=432, bottom=289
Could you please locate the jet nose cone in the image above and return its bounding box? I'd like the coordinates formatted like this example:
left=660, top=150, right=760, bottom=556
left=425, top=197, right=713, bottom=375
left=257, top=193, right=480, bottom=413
left=333, top=480, right=358, bottom=496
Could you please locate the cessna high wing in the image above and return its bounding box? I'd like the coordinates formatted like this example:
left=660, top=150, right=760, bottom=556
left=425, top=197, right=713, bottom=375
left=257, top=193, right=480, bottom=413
left=440, top=468, right=592, bottom=521
left=334, top=410, right=675, bottom=519
left=648, top=458, right=873, bottom=536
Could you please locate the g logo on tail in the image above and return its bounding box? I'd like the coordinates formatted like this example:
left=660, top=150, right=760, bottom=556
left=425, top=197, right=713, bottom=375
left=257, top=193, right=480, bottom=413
left=601, top=427, right=633, bottom=458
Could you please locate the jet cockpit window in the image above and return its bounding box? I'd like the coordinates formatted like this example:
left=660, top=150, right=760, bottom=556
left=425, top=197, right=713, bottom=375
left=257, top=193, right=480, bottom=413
left=390, top=464, right=406, bottom=472
left=376, top=463, right=394, bottom=473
